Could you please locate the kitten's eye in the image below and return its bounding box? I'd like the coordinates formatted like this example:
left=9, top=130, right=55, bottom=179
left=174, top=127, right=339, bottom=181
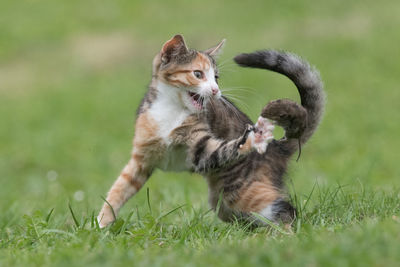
left=193, top=70, right=203, bottom=79
left=214, top=74, right=219, bottom=84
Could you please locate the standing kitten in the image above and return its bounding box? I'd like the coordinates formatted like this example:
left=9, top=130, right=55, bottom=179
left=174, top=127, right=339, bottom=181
left=97, top=35, right=324, bottom=227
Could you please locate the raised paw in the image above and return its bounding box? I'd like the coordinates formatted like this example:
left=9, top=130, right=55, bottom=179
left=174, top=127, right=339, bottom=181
left=253, top=116, right=275, bottom=154
left=261, top=99, right=307, bottom=139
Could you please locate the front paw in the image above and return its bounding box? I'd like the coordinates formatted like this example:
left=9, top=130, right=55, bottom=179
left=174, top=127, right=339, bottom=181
left=253, top=116, right=274, bottom=153
left=97, top=208, right=116, bottom=228
left=238, top=125, right=256, bottom=154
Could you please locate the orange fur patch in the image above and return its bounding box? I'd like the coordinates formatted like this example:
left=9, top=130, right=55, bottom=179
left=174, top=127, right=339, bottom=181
left=130, top=177, right=142, bottom=190
left=130, top=112, right=166, bottom=177
left=161, top=52, right=212, bottom=87
left=120, top=172, right=141, bottom=190
left=133, top=112, right=162, bottom=150
left=193, top=53, right=211, bottom=70
left=234, top=181, right=279, bottom=212
left=121, top=172, right=131, bottom=180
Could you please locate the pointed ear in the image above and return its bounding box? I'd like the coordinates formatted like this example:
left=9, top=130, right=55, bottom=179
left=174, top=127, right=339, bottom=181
left=204, top=39, right=226, bottom=57
left=160, top=34, right=188, bottom=63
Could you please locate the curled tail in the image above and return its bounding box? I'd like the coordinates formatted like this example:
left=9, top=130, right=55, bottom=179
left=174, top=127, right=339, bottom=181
left=234, top=50, right=325, bottom=152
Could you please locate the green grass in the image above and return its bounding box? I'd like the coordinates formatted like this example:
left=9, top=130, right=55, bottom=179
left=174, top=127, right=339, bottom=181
left=1, top=0, right=400, bottom=266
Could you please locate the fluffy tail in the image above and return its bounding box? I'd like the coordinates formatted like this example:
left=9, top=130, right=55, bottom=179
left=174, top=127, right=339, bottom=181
left=234, top=50, right=325, bottom=146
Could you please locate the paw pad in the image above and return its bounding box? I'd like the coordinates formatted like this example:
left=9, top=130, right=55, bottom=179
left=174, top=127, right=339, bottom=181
left=252, top=117, right=275, bottom=153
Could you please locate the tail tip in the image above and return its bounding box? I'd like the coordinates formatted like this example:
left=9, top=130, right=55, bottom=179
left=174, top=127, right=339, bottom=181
left=233, top=53, right=251, bottom=67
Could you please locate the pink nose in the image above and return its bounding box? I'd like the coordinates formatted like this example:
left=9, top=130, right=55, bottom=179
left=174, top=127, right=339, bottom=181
left=211, top=87, right=219, bottom=95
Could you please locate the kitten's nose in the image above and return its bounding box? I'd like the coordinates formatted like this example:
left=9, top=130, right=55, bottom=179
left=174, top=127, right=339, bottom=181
left=211, top=87, right=219, bottom=95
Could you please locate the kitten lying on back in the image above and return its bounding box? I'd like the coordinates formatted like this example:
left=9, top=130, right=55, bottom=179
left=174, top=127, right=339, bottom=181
left=98, top=35, right=324, bottom=227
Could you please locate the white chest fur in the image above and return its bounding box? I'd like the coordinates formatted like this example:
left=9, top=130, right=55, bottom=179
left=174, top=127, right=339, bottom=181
left=148, top=82, right=191, bottom=145
left=148, top=82, right=191, bottom=171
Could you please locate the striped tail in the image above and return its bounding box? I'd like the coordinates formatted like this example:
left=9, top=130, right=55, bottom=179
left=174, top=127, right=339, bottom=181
left=234, top=50, right=325, bottom=148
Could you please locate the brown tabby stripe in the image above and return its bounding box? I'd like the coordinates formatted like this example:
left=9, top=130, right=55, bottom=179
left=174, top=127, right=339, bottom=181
left=191, top=128, right=209, bottom=134
left=193, top=135, right=212, bottom=166
left=121, top=172, right=142, bottom=190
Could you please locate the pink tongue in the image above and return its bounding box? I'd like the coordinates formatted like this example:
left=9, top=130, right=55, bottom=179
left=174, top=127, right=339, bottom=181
left=189, top=92, right=202, bottom=109
left=192, top=98, right=201, bottom=109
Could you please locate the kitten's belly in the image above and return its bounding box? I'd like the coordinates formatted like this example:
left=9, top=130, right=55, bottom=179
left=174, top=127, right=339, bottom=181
left=157, top=145, right=190, bottom=172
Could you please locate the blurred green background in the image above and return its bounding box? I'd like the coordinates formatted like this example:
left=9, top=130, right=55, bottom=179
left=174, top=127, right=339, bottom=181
left=1, top=0, right=400, bottom=266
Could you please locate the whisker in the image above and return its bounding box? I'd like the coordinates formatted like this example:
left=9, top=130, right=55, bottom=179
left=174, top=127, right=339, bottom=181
left=209, top=98, right=217, bottom=117
left=217, top=58, right=235, bottom=68
left=218, top=64, right=237, bottom=71
left=223, top=86, right=257, bottom=91
left=221, top=89, right=259, bottom=99
left=220, top=97, right=243, bottom=122
left=218, top=68, right=238, bottom=74
left=221, top=88, right=257, bottom=95
left=222, top=86, right=266, bottom=108
left=222, top=94, right=251, bottom=113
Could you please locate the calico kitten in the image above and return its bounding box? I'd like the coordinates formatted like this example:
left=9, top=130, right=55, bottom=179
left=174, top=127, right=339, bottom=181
left=97, top=35, right=324, bottom=227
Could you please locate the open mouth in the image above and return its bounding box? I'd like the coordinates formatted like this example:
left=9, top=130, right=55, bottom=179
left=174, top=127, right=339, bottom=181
left=188, top=91, right=204, bottom=110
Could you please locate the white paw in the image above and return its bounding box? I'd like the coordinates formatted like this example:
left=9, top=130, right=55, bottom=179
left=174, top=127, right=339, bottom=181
left=97, top=215, right=106, bottom=228
left=97, top=213, right=114, bottom=228
left=253, top=116, right=274, bottom=154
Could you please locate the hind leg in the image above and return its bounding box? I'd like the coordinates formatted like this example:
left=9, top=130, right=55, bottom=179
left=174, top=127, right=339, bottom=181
left=255, top=198, right=296, bottom=225
left=97, top=155, right=152, bottom=228
left=98, top=112, right=163, bottom=227
left=231, top=181, right=296, bottom=226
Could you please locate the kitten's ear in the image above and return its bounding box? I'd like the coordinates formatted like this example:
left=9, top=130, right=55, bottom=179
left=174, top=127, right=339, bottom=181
left=204, top=39, right=226, bottom=57
left=160, top=34, right=188, bottom=63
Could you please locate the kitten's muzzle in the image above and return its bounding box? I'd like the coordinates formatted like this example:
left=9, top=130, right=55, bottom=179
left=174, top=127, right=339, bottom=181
left=211, top=87, right=219, bottom=96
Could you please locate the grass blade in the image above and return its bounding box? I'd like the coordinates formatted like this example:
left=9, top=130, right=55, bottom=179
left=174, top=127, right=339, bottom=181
left=146, top=187, right=152, bottom=214
left=100, top=196, right=116, bottom=222
left=45, top=208, right=54, bottom=223
left=251, top=212, right=290, bottom=235
left=157, top=204, right=186, bottom=221
left=68, top=203, right=80, bottom=228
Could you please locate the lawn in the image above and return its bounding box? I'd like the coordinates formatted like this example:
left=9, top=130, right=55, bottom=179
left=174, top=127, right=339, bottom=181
left=1, top=0, right=400, bottom=266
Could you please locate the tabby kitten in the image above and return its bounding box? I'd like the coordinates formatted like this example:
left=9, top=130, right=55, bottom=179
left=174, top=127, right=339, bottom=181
left=98, top=35, right=324, bottom=227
